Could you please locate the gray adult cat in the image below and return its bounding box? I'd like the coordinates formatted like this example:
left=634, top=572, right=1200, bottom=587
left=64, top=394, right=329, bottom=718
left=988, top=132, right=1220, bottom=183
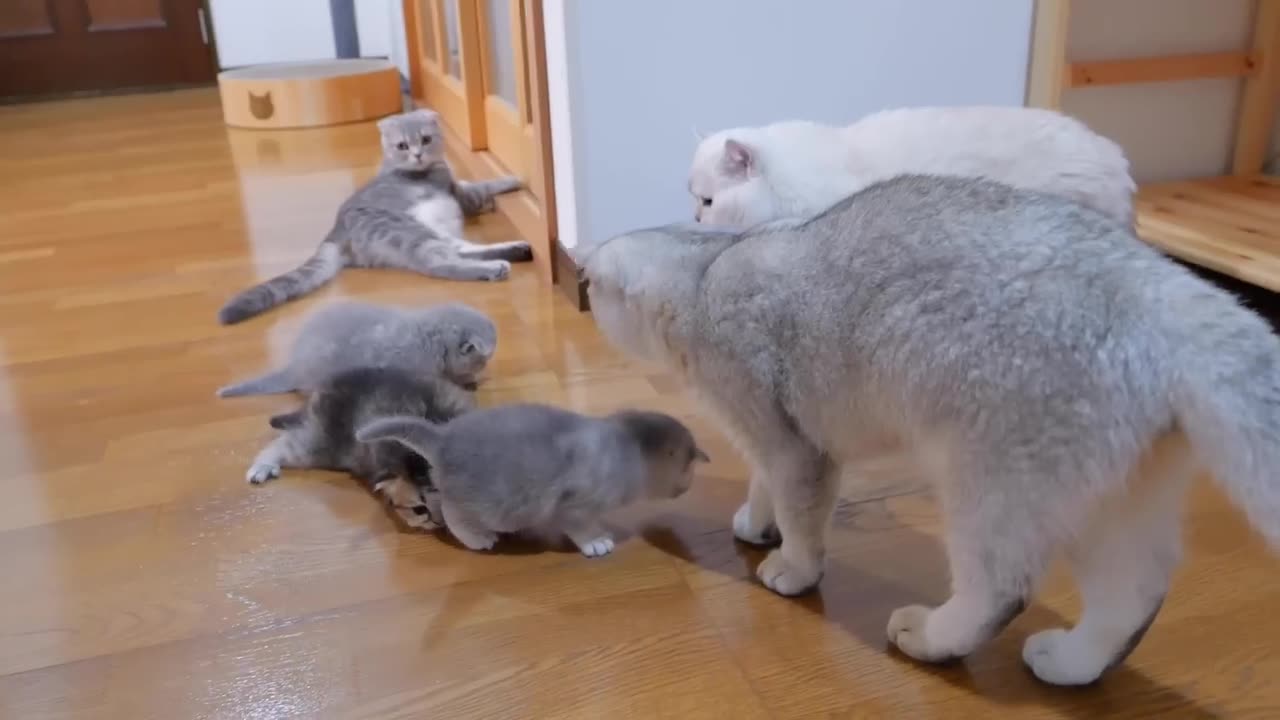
left=217, top=300, right=496, bottom=398
left=217, top=108, right=532, bottom=325
left=246, top=365, right=474, bottom=530
left=357, top=404, right=710, bottom=557
left=579, top=174, right=1280, bottom=686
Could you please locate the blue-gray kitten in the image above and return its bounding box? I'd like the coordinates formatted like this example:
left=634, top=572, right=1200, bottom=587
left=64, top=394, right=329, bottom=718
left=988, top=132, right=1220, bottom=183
left=218, top=108, right=531, bottom=325
left=357, top=404, right=709, bottom=557
left=246, top=366, right=474, bottom=531
left=581, top=174, right=1280, bottom=686
left=217, top=300, right=496, bottom=398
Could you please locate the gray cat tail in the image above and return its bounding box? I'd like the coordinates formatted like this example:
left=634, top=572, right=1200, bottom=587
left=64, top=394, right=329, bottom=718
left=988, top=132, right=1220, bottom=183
left=1167, top=284, right=1280, bottom=548
left=356, top=415, right=445, bottom=462
left=216, top=368, right=296, bottom=398
left=217, top=240, right=344, bottom=325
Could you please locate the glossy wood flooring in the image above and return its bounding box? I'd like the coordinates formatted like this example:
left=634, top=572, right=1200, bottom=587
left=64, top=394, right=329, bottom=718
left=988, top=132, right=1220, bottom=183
left=1, top=89, right=1278, bottom=719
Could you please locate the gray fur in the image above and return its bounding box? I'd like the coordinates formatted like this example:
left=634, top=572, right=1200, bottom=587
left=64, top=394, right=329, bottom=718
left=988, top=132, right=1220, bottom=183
left=580, top=174, right=1280, bottom=685
left=218, top=300, right=497, bottom=397
left=244, top=366, right=475, bottom=529
left=356, top=404, right=709, bottom=556
left=217, top=109, right=531, bottom=325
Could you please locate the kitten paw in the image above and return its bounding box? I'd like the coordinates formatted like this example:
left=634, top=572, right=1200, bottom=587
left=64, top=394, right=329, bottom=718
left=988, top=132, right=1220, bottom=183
left=576, top=535, right=615, bottom=558
left=1022, top=628, right=1108, bottom=686
left=732, top=501, right=780, bottom=546
left=483, top=262, right=511, bottom=281
left=495, top=176, right=522, bottom=193
left=756, top=549, right=822, bottom=596
left=887, top=604, right=955, bottom=663
left=246, top=463, right=280, bottom=485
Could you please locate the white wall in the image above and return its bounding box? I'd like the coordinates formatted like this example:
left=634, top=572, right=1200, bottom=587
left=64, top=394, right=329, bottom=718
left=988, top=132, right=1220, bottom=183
left=547, top=0, right=1035, bottom=248
left=1061, top=0, right=1257, bottom=183
left=209, top=0, right=402, bottom=69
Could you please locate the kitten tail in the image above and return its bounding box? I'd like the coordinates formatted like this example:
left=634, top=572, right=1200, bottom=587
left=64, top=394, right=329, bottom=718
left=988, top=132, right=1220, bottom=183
left=357, top=415, right=445, bottom=462
left=217, top=238, right=344, bottom=325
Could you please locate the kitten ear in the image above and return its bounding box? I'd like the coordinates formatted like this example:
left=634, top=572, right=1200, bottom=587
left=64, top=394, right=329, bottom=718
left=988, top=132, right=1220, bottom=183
left=691, top=125, right=705, bottom=142
left=721, top=138, right=753, bottom=177
left=356, top=416, right=444, bottom=458
left=694, top=447, right=711, bottom=463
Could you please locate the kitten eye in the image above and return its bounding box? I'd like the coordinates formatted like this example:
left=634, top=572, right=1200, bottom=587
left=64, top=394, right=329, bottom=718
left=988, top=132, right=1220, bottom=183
left=700, top=197, right=713, bottom=207
left=421, top=135, right=433, bottom=145
left=397, top=142, right=409, bottom=151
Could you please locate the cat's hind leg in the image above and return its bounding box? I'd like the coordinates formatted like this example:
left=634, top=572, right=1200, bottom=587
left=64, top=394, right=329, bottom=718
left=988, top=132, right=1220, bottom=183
left=1022, top=431, right=1191, bottom=686
left=887, top=448, right=1066, bottom=664
left=245, top=430, right=318, bottom=484
left=455, top=239, right=533, bottom=262
left=410, top=245, right=511, bottom=282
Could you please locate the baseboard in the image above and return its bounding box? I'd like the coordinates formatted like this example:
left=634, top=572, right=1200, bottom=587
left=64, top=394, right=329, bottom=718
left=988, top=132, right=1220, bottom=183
left=555, top=241, right=589, bottom=311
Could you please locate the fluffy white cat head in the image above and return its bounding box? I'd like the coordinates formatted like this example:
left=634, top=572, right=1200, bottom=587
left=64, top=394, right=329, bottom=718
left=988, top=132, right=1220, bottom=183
left=687, top=130, right=781, bottom=228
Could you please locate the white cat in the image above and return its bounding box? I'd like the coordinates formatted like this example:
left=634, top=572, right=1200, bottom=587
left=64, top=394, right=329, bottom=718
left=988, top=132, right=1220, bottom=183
left=688, top=106, right=1136, bottom=228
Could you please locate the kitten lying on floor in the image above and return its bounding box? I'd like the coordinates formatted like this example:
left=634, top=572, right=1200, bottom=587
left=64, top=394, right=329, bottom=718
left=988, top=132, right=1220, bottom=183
left=357, top=404, right=709, bottom=557
left=689, top=106, right=1135, bottom=229
left=218, top=300, right=496, bottom=398
left=218, top=108, right=532, bottom=325
left=579, top=174, right=1280, bottom=686
left=245, top=366, right=475, bottom=529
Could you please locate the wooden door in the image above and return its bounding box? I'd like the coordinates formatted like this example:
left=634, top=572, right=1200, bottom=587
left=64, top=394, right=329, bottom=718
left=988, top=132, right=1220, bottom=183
left=404, top=0, right=557, bottom=283
left=0, top=0, right=216, bottom=100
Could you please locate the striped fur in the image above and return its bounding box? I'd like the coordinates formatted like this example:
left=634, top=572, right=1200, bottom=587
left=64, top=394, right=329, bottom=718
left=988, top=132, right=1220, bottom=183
left=217, top=109, right=531, bottom=326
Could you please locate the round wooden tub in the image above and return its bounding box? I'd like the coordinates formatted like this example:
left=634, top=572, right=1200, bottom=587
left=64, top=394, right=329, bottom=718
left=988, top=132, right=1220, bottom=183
left=218, top=59, right=403, bottom=130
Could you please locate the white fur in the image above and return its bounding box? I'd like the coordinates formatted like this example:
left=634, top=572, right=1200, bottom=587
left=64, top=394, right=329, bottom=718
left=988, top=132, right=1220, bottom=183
left=689, top=106, right=1136, bottom=228
left=410, top=195, right=465, bottom=239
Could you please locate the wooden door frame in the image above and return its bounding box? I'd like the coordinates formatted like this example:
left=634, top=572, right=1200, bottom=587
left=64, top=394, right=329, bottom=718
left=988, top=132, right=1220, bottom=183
left=403, top=0, right=558, bottom=285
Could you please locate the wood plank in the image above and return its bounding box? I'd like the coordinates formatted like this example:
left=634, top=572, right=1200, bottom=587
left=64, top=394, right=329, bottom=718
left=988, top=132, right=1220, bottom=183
left=1026, top=0, right=1070, bottom=109
left=1233, top=0, right=1280, bottom=174
left=1066, top=51, right=1256, bottom=88
left=1137, top=175, right=1280, bottom=292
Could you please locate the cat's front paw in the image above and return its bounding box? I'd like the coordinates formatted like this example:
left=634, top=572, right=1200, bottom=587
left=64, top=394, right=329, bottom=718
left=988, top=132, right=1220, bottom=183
left=576, top=535, right=615, bottom=558
left=756, top=549, right=823, bottom=596
left=494, top=176, right=522, bottom=194
left=887, top=604, right=955, bottom=663
left=482, top=261, right=511, bottom=281
left=246, top=462, right=280, bottom=485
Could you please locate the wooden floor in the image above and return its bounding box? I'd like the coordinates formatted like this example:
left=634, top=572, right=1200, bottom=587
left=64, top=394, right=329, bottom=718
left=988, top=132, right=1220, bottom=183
left=1, top=90, right=1278, bottom=719
left=1138, top=175, right=1280, bottom=294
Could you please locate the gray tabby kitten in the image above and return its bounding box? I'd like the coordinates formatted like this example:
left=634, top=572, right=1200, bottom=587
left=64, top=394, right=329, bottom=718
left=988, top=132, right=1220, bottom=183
left=357, top=404, right=709, bottom=557
left=246, top=366, right=475, bottom=530
left=579, top=174, right=1280, bottom=686
left=218, top=300, right=496, bottom=397
left=217, top=108, right=531, bottom=325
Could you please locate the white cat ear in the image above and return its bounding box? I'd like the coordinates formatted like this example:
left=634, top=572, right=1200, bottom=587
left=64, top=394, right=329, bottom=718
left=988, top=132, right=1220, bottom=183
left=721, top=138, right=753, bottom=177
left=691, top=125, right=705, bottom=141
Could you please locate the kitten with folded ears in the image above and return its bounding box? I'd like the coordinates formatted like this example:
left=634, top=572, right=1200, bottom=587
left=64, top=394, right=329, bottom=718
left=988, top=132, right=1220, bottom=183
left=246, top=366, right=474, bottom=529
left=357, top=403, right=710, bottom=556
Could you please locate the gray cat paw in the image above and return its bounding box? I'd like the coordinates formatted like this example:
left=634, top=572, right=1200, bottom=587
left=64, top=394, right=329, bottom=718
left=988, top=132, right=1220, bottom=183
left=756, top=549, right=823, bottom=596
left=495, top=176, right=521, bottom=193
left=454, top=529, right=498, bottom=552
left=483, top=261, right=511, bottom=281
left=246, top=463, right=280, bottom=484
